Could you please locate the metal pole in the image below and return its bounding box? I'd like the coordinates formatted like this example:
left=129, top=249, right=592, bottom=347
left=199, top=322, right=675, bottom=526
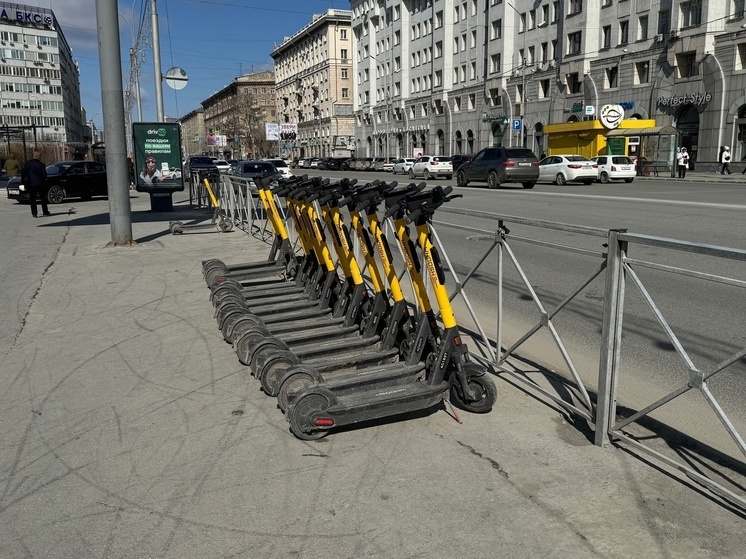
left=151, top=0, right=165, bottom=121
left=95, top=0, right=133, bottom=244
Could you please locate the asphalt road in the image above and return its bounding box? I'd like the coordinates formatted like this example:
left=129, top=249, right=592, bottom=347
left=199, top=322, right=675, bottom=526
left=298, top=170, right=746, bottom=457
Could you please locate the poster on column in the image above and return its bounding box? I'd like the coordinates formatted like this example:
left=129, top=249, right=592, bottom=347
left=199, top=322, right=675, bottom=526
left=133, top=122, right=185, bottom=193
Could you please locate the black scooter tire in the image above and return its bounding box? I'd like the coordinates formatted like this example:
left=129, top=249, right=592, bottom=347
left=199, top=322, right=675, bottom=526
left=250, top=337, right=291, bottom=376
left=259, top=350, right=302, bottom=396
left=235, top=327, right=272, bottom=366
left=228, top=314, right=266, bottom=344
left=288, top=392, right=331, bottom=441
left=277, top=369, right=318, bottom=412
left=449, top=365, right=497, bottom=414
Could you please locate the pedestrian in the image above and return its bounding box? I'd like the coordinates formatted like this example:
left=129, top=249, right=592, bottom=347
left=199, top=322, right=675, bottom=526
left=139, top=155, right=162, bottom=185
left=5, top=154, right=21, bottom=177
left=721, top=146, right=731, bottom=174
left=717, top=146, right=725, bottom=174
left=21, top=151, right=49, bottom=218
left=127, top=157, right=135, bottom=188
left=676, top=147, right=689, bottom=179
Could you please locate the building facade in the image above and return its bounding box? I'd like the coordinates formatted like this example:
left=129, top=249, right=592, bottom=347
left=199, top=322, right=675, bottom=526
left=177, top=108, right=205, bottom=159
left=349, top=0, right=746, bottom=168
left=0, top=1, right=84, bottom=160
left=271, top=9, right=355, bottom=160
left=200, top=71, right=277, bottom=159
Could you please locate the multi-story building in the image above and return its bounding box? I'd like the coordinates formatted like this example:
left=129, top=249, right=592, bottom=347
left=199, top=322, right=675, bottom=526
left=271, top=9, right=355, bottom=160
left=0, top=1, right=85, bottom=160
left=200, top=71, right=277, bottom=159
left=178, top=108, right=205, bottom=158
left=350, top=0, right=746, bottom=168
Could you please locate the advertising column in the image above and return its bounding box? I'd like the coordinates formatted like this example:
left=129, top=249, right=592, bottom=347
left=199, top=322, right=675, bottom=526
left=133, top=122, right=184, bottom=212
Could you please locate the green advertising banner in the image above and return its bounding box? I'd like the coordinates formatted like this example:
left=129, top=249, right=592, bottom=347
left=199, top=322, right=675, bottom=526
left=132, top=122, right=184, bottom=192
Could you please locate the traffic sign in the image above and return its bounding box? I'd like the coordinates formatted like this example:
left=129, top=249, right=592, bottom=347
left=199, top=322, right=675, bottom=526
left=512, top=119, right=522, bottom=131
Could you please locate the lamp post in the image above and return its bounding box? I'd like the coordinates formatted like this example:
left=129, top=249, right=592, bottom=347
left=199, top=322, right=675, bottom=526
left=507, top=2, right=527, bottom=147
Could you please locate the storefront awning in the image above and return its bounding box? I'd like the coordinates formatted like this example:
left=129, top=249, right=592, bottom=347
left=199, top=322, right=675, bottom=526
left=606, top=125, right=678, bottom=137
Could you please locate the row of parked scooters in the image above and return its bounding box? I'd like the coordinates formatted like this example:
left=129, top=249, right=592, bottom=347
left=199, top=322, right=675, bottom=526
left=201, top=174, right=497, bottom=439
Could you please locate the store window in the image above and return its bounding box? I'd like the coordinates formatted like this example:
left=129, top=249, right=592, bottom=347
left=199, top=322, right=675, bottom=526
left=681, top=1, right=702, bottom=27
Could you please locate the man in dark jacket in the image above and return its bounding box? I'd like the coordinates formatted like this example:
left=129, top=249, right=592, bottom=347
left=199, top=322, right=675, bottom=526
left=21, top=151, right=49, bottom=218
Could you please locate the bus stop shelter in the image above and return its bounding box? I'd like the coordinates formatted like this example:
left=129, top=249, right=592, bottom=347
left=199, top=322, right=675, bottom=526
left=605, top=125, right=678, bottom=178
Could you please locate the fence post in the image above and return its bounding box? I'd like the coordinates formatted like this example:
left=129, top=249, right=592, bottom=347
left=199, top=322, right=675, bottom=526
left=595, top=229, right=627, bottom=447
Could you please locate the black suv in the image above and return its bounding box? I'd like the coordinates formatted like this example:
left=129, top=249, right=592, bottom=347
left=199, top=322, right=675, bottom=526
left=184, top=156, right=218, bottom=179
left=456, top=147, right=539, bottom=189
left=7, top=160, right=107, bottom=203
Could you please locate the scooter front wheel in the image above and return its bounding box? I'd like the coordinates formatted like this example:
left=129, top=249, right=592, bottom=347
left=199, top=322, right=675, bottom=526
left=450, top=366, right=497, bottom=414
left=288, top=392, right=331, bottom=440
left=260, top=351, right=301, bottom=396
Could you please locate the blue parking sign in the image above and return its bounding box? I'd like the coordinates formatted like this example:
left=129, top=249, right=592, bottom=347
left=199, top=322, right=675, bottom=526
left=512, top=119, right=522, bottom=131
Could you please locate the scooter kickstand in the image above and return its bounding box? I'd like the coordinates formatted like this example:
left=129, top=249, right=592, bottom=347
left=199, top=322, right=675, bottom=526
left=444, top=399, right=463, bottom=424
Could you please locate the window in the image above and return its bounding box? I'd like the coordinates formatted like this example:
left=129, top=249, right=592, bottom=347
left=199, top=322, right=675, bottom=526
left=569, top=0, right=583, bottom=15
left=737, top=0, right=746, bottom=19
left=620, top=20, right=629, bottom=44
left=568, top=32, right=582, bottom=54
left=541, top=42, right=548, bottom=62
left=541, top=5, right=549, bottom=25
left=491, top=19, right=502, bottom=40
left=435, top=10, right=443, bottom=28
left=461, top=64, right=467, bottom=82
left=520, top=13, right=526, bottom=33
left=553, top=1, right=560, bottom=22
left=635, top=61, right=649, bottom=84
left=658, top=10, right=671, bottom=34
left=454, top=96, right=462, bottom=112
left=435, top=40, right=443, bottom=58
left=677, top=51, right=699, bottom=78
left=340, top=30, right=347, bottom=40
left=539, top=79, right=551, bottom=98
left=529, top=9, right=536, bottom=29
left=461, top=33, right=467, bottom=52
left=738, top=43, right=746, bottom=70
left=681, top=1, right=702, bottom=27
left=568, top=72, right=582, bottom=94
left=435, top=69, right=442, bottom=86
left=394, top=30, right=401, bottom=45
left=639, top=16, right=649, bottom=41
left=342, top=88, right=349, bottom=98
left=341, top=68, right=348, bottom=79
left=470, top=62, right=477, bottom=79
left=471, top=30, right=477, bottom=48
left=468, top=93, right=475, bottom=109
left=341, top=49, right=348, bottom=60
left=606, top=66, right=618, bottom=88
left=602, top=25, right=611, bottom=48
left=490, top=53, right=501, bottom=73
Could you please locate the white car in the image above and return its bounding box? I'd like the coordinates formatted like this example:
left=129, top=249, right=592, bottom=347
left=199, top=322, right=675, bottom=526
left=392, top=158, right=416, bottom=174
left=591, top=156, right=636, bottom=183
left=214, top=159, right=231, bottom=173
left=409, top=155, right=453, bottom=180
left=263, top=158, right=294, bottom=178
left=538, top=155, right=598, bottom=185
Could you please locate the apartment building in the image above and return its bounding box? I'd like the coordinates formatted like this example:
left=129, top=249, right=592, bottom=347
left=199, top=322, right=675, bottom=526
left=350, top=0, right=746, bottom=166
left=271, top=10, right=355, bottom=160
left=0, top=1, right=84, bottom=159
left=200, top=71, right=276, bottom=159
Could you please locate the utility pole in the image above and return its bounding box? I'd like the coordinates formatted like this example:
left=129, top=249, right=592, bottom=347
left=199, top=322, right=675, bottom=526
left=151, top=0, right=165, bottom=121
left=95, top=0, right=133, bottom=244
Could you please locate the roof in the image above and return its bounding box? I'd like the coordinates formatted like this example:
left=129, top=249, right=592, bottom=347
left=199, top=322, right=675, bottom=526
left=606, top=126, right=678, bottom=137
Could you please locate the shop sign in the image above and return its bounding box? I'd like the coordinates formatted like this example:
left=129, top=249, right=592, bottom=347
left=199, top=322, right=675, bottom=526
left=0, top=8, right=53, bottom=26
left=657, top=92, right=712, bottom=107
left=571, top=101, right=584, bottom=113
left=482, top=112, right=508, bottom=124
left=618, top=101, right=635, bottom=110
left=599, top=104, right=625, bottom=129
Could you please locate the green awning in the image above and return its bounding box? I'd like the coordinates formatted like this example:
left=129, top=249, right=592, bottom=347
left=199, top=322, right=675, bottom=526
left=606, top=126, right=678, bottom=137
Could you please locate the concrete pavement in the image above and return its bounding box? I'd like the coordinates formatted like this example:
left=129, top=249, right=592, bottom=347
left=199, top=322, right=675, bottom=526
left=0, top=188, right=743, bottom=559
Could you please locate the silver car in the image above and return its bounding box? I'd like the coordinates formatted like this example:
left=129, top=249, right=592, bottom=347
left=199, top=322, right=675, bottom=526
left=392, top=158, right=416, bottom=175
left=538, top=155, right=598, bottom=185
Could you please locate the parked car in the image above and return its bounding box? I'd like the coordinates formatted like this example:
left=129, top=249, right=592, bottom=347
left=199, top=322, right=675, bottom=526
left=263, top=158, right=294, bottom=178
left=7, top=160, right=108, bottom=203
left=409, top=155, right=453, bottom=180
left=232, top=160, right=283, bottom=185
left=184, top=156, right=219, bottom=179
left=354, top=157, right=374, bottom=171
left=449, top=154, right=472, bottom=172
left=295, top=159, right=306, bottom=169
left=591, top=155, right=636, bottom=183
left=308, top=158, right=321, bottom=168
left=326, top=157, right=347, bottom=170
left=392, top=158, right=416, bottom=175
left=373, top=157, right=394, bottom=171
left=214, top=159, right=232, bottom=173
left=382, top=158, right=397, bottom=172
left=456, top=147, right=539, bottom=189
left=340, top=157, right=356, bottom=171
left=538, top=155, right=598, bottom=185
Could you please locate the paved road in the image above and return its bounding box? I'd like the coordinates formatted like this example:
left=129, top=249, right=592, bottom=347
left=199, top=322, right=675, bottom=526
left=1, top=186, right=744, bottom=557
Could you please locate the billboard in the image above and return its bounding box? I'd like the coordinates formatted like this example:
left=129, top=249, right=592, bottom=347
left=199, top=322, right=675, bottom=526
left=279, top=123, right=298, bottom=140
left=132, top=122, right=184, bottom=192
left=206, top=134, right=227, bottom=146
left=265, top=123, right=280, bottom=141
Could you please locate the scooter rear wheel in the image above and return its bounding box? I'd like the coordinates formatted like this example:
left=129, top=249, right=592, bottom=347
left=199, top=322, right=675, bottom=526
left=289, top=393, right=330, bottom=440
left=277, top=371, right=316, bottom=413
left=449, top=367, right=497, bottom=414
left=260, top=352, right=300, bottom=396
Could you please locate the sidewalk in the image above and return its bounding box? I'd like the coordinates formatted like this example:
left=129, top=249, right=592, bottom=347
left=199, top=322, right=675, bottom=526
left=636, top=169, right=746, bottom=183
left=0, top=190, right=742, bottom=558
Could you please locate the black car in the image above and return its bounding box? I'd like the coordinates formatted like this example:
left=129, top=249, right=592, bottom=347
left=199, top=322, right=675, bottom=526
left=184, top=155, right=219, bottom=180
left=456, top=147, right=539, bottom=189
left=7, top=160, right=107, bottom=203
left=450, top=154, right=472, bottom=172
left=232, top=160, right=283, bottom=184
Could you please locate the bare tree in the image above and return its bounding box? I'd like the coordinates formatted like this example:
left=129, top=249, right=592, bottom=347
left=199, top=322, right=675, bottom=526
left=227, top=87, right=271, bottom=159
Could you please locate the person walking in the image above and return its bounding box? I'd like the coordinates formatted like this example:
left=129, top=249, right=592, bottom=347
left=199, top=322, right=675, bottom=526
left=717, top=146, right=725, bottom=174
left=21, top=151, right=49, bottom=218
left=677, top=147, right=689, bottom=179
left=721, top=146, right=731, bottom=174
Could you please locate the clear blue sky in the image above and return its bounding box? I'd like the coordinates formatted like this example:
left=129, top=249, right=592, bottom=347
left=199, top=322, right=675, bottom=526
left=24, top=0, right=349, bottom=128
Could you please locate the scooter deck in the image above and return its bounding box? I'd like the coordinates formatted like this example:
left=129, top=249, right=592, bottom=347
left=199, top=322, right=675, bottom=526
left=305, top=347, right=400, bottom=373
left=272, top=323, right=360, bottom=344
left=248, top=298, right=324, bottom=315
left=322, top=361, right=426, bottom=391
